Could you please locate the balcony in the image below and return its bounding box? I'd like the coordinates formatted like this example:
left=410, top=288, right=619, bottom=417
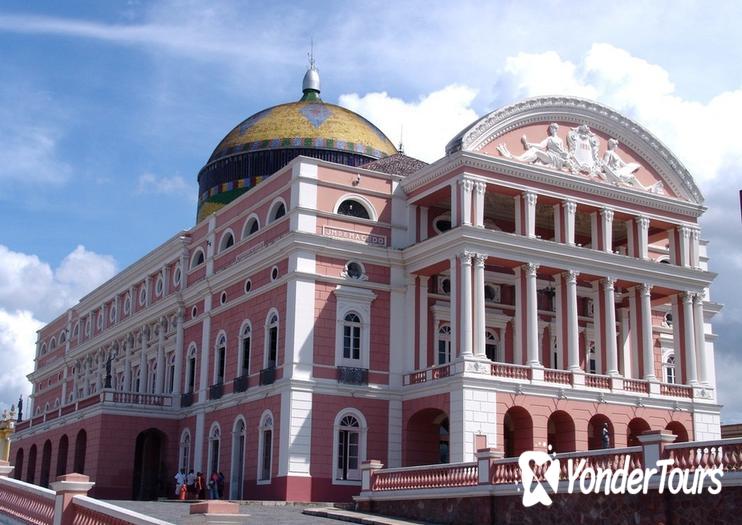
left=233, top=374, right=249, bottom=393
left=208, top=383, right=224, bottom=400
left=259, top=366, right=276, bottom=386
left=336, top=366, right=369, bottom=385
left=180, top=392, right=194, bottom=408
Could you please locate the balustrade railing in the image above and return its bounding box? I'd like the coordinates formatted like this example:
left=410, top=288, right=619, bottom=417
left=543, top=368, right=572, bottom=385
left=584, top=373, right=611, bottom=389
left=337, top=366, right=369, bottom=385
left=0, top=476, right=55, bottom=525
left=665, top=438, right=742, bottom=471
left=490, top=362, right=531, bottom=380
left=624, top=378, right=650, bottom=394
left=372, top=462, right=478, bottom=491
left=108, top=392, right=173, bottom=407
left=403, top=364, right=452, bottom=385
left=660, top=383, right=692, bottom=398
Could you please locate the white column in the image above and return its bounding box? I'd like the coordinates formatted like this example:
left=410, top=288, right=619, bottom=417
left=681, top=292, right=698, bottom=385
left=590, top=212, right=599, bottom=249
left=123, top=337, right=132, bottom=391
left=693, top=293, right=708, bottom=384
left=553, top=273, right=564, bottom=368
left=604, top=278, right=619, bottom=376
left=677, top=226, right=690, bottom=267
left=460, top=253, right=473, bottom=357
left=563, top=200, right=576, bottom=245
left=460, top=179, right=473, bottom=226
left=636, top=217, right=650, bottom=260
left=553, top=204, right=562, bottom=243
left=473, top=254, right=487, bottom=357
left=626, top=220, right=636, bottom=257
left=523, top=192, right=537, bottom=238
left=601, top=208, right=614, bottom=253
left=155, top=319, right=165, bottom=394
left=566, top=270, right=581, bottom=371
left=405, top=275, right=416, bottom=372
left=418, top=276, right=429, bottom=370
left=173, top=308, right=184, bottom=396
left=407, top=204, right=417, bottom=245
left=525, top=263, right=541, bottom=367
left=689, top=228, right=700, bottom=268
left=474, top=182, right=486, bottom=227
left=640, top=284, right=656, bottom=380
left=513, top=266, right=523, bottom=365
left=138, top=328, right=148, bottom=394
left=449, top=257, right=457, bottom=358
left=419, top=207, right=429, bottom=241
left=450, top=181, right=459, bottom=228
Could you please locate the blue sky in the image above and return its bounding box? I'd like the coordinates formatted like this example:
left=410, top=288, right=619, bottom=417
left=1, top=1, right=741, bottom=421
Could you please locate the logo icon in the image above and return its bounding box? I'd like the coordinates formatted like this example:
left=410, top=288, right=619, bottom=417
left=518, top=449, right=561, bottom=507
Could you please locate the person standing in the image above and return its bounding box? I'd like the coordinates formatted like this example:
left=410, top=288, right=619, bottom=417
left=195, top=472, right=204, bottom=500
left=209, top=471, right=219, bottom=499
left=186, top=469, right=196, bottom=498
left=174, top=469, right=185, bottom=498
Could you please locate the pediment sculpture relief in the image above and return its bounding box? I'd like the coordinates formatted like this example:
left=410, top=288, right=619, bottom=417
left=496, top=123, right=665, bottom=195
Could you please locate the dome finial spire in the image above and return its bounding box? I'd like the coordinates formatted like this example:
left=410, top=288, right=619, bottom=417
left=301, top=40, right=321, bottom=102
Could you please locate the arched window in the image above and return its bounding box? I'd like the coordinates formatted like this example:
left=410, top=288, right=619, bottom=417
left=267, top=200, right=286, bottom=224
left=334, top=411, right=366, bottom=482
left=27, top=444, right=37, bottom=484
left=437, top=324, right=452, bottom=365
left=208, top=424, right=221, bottom=475
left=258, top=412, right=273, bottom=482
left=230, top=418, right=246, bottom=499
left=243, top=215, right=260, bottom=238
left=336, top=199, right=371, bottom=220
left=485, top=330, right=500, bottom=362
left=239, top=323, right=251, bottom=377
left=264, top=312, right=279, bottom=369
left=14, top=448, right=23, bottom=480
left=179, top=430, right=191, bottom=471
left=342, top=313, right=362, bottom=361
left=59, top=330, right=67, bottom=344
left=186, top=344, right=197, bottom=393
left=190, top=248, right=205, bottom=269
left=148, top=360, right=157, bottom=394
left=49, top=338, right=57, bottom=353
left=665, top=355, right=676, bottom=384
left=40, top=343, right=47, bottom=356
left=74, top=429, right=86, bottom=474
left=214, top=334, right=226, bottom=384
left=218, top=230, right=235, bottom=252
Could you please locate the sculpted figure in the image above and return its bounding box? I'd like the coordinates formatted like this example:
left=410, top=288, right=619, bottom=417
left=602, top=138, right=641, bottom=185
left=497, top=123, right=572, bottom=170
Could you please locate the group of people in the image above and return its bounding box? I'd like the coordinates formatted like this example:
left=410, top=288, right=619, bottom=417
left=174, top=469, right=226, bottom=500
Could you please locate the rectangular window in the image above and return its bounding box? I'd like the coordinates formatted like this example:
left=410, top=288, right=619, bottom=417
left=260, top=430, right=272, bottom=480
left=337, top=430, right=360, bottom=480
left=216, top=348, right=225, bottom=384
left=438, top=340, right=450, bottom=365
left=268, top=328, right=277, bottom=367
left=343, top=325, right=361, bottom=360
left=241, top=338, right=251, bottom=376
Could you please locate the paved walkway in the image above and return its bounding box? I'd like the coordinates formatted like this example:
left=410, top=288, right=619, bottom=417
left=107, top=500, right=426, bottom=524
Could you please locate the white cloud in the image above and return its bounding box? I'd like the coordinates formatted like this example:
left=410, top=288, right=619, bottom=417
left=0, top=310, right=42, bottom=412
left=0, top=245, right=117, bottom=411
left=136, top=172, right=195, bottom=201
left=339, top=85, right=479, bottom=163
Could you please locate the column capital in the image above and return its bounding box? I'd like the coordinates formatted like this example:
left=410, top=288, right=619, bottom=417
left=689, top=227, right=700, bottom=240
left=459, top=252, right=474, bottom=265
left=419, top=275, right=430, bottom=285
left=692, top=290, right=705, bottom=304
left=562, top=200, right=577, bottom=214
left=473, top=253, right=488, bottom=266
left=523, top=191, right=538, bottom=206
left=564, top=269, right=580, bottom=283
left=474, top=181, right=487, bottom=194
left=635, top=216, right=650, bottom=229
left=459, top=178, right=474, bottom=192
left=640, top=283, right=653, bottom=296
left=523, top=262, right=539, bottom=276
left=603, top=276, right=616, bottom=289
left=600, top=208, right=615, bottom=221
left=677, top=225, right=691, bottom=238
left=680, top=291, right=694, bottom=303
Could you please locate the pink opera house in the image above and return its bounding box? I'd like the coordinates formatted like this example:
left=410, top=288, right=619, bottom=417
left=10, top=65, right=721, bottom=502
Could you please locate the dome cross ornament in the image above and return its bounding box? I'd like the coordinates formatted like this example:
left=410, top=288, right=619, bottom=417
left=301, top=41, right=321, bottom=101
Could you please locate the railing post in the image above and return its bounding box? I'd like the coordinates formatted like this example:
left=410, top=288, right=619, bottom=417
left=50, top=473, right=95, bottom=525
left=361, top=460, right=383, bottom=491
left=637, top=429, right=676, bottom=467
left=476, top=448, right=503, bottom=485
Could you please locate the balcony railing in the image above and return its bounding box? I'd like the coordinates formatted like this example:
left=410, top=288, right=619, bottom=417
left=180, top=392, right=194, bottom=408
left=336, top=366, right=369, bottom=385
left=208, top=383, right=224, bottom=400
left=233, top=374, right=249, bottom=393
left=260, top=366, right=276, bottom=386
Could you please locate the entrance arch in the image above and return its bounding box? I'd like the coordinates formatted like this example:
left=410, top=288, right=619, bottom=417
left=39, top=440, right=52, bottom=487
left=132, top=429, right=166, bottom=500
left=587, top=414, right=614, bottom=450
left=405, top=409, right=449, bottom=466
left=14, top=448, right=23, bottom=481
left=230, top=418, right=246, bottom=499
left=56, top=435, right=69, bottom=477
left=547, top=411, right=575, bottom=453
left=27, top=444, right=37, bottom=484
left=503, top=406, right=533, bottom=458
left=627, top=418, right=651, bottom=447
left=74, top=429, right=87, bottom=473
left=666, top=421, right=689, bottom=443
